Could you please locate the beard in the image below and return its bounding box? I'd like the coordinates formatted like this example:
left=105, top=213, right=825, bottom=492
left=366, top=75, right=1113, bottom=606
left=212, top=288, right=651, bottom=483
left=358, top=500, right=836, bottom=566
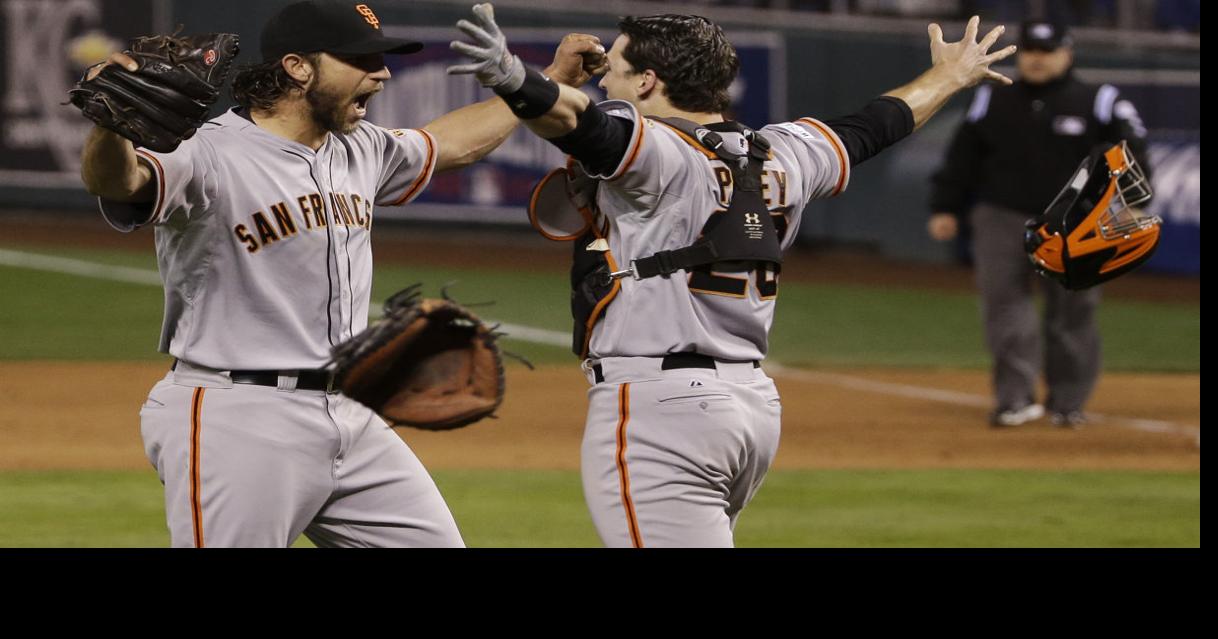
left=305, top=81, right=359, bottom=135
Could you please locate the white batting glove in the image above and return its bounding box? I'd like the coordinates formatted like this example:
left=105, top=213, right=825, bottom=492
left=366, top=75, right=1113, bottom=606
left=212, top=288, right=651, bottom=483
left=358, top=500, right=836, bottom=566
left=447, top=3, right=526, bottom=93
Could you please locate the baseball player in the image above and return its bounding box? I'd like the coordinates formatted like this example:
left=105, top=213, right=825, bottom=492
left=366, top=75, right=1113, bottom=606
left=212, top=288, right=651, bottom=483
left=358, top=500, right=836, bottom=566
left=77, top=0, right=597, bottom=547
left=451, top=5, right=1015, bottom=547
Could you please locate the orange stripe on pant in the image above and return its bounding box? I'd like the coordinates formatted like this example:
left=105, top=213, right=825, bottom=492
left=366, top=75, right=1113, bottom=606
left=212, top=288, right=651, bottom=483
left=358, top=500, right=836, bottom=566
left=614, top=383, right=644, bottom=548
left=190, top=387, right=206, bottom=548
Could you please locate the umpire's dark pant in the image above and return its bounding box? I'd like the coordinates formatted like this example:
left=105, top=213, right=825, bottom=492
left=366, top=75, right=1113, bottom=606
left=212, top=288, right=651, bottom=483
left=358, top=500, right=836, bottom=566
left=970, top=202, right=1102, bottom=413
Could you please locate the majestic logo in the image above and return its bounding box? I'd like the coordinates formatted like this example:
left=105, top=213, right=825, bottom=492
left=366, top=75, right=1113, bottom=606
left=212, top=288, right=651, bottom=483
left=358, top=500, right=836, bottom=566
left=203, top=49, right=217, bottom=66
left=355, top=4, right=380, bottom=29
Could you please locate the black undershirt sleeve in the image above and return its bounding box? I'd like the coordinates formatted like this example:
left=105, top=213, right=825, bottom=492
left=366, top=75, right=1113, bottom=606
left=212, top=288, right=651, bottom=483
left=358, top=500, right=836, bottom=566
left=823, top=96, right=915, bottom=167
left=546, top=104, right=634, bottom=176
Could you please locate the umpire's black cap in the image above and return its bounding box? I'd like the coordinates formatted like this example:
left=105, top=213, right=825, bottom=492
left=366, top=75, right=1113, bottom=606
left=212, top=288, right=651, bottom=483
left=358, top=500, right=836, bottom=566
left=261, top=0, right=424, bottom=62
left=1019, top=20, right=1072, bottom=51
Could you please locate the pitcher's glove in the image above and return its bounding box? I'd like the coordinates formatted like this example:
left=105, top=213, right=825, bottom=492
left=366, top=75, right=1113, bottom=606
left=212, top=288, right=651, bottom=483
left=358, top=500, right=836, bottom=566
left=68, top=32, right=240, bottom=153
left=330, top=285, right=506, bottom=431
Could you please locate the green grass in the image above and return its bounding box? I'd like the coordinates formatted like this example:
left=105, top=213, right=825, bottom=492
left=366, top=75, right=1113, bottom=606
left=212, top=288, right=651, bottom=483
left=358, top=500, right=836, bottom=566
left=738, top=469, right=1201, bottom=547
left=0, top=245, right=1201, bottom=371
left=0, top=469, right=1198, bottom=548
left=0, top=471, right=168, bottom=547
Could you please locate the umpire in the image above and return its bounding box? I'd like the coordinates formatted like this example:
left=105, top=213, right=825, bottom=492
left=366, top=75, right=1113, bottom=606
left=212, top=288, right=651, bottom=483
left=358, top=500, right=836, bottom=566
left=927, top=20, right=1151, bottom=428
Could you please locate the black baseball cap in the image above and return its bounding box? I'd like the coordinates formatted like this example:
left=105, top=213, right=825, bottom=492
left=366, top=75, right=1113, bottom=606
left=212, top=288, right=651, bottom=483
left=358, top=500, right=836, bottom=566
left=260, top=1, right=424, bottom=62
left=1019, top=20, right=1072, bottom=51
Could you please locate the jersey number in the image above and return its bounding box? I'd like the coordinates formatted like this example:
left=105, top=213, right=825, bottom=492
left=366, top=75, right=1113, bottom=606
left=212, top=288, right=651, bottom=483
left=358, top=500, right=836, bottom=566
left=687, top=208, right=789, bottom=300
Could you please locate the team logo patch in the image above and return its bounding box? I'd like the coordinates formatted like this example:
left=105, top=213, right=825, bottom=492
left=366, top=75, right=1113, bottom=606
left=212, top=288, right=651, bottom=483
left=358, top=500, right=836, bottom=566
left=204, top=49, right=217, bottom=66
left=388, top=128, right=408, bottom=137
left=356, top=4, right=381, bottom=29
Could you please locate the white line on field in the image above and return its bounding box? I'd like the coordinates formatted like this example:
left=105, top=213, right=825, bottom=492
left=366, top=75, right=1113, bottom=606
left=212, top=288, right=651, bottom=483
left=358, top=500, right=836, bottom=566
left=2, top=249, right=1200, bottom=445
left=0, top=248, right=163, bottom=286
left=493, top=322, right=570, bottom=348
left=765, top=363, right=1200, bottom=445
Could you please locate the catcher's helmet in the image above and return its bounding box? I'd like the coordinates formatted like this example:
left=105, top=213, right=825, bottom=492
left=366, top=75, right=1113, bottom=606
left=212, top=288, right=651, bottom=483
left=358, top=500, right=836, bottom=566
left=1024, top=141, right=1159, bottom=290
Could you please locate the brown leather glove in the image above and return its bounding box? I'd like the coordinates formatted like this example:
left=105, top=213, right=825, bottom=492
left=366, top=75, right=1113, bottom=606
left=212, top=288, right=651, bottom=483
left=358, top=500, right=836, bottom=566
left=330, top=285, right=506, bottom=431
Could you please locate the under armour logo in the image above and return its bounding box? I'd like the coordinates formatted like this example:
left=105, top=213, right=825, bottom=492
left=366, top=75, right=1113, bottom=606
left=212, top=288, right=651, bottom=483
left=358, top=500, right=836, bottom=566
left=745, top=213, right=761, bottom=224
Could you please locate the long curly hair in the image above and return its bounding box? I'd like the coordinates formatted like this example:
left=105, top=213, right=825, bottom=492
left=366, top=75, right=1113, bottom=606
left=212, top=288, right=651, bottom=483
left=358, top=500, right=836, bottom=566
left=618, top=15, right=740, bottom=113
left=230, top=53, right=321, bottom=111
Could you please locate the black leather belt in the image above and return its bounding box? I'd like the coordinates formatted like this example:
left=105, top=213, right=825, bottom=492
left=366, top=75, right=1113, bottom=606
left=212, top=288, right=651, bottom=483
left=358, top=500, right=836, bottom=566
left=591, top=353, right=759, bottom=384
left=171, top=360, right=335, bottom=391
left=230, top=369, right=335, bottom=391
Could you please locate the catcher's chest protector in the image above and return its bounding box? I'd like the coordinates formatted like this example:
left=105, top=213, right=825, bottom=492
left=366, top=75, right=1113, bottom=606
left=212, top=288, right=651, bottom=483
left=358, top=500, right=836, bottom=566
left=531, top=118, right=783, bottom=358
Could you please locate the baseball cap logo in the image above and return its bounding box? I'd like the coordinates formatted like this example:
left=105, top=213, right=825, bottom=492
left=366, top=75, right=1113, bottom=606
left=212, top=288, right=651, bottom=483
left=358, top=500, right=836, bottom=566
left=355, top=3, right=381, bottom=29
left=204, top=49, right=217, bottom=65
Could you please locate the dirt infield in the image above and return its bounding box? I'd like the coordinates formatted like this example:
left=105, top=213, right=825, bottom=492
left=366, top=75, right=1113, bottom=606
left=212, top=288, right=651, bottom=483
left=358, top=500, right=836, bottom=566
left=0, top=361, right=1199, bottom=472
left=0, top=212, right=1200, bottom=473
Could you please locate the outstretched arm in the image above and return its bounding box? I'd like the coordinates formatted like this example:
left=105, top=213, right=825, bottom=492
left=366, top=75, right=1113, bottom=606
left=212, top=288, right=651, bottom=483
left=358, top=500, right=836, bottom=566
left=885, top=16, right=1015, bottom=130
left=425, top=7, right=605, bottom=172
left=817, top=16, right=1012, bottom=170
left=422, top=97, right=518, bottom=173
left=447, top=3, right=603, bottom=141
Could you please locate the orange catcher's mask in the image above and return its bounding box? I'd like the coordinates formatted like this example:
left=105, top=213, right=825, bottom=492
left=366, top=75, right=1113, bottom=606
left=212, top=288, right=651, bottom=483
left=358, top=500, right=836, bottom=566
left=1024, top=140, right=1159, bottom=290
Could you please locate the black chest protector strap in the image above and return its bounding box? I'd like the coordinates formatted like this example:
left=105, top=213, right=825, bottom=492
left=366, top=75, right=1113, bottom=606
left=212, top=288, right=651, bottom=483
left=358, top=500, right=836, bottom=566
left=621, top=117, right=782, bottom=281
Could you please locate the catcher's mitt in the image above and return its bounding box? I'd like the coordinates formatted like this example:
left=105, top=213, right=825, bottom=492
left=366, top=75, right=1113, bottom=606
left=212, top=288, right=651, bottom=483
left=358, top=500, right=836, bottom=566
left=68, top=31, right=240, bottom=153
left=330, top=285, right=506, bottom=431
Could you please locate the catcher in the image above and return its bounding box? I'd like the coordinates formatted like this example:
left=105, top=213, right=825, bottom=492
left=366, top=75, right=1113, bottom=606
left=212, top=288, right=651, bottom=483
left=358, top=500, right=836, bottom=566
left=73, top=0, right=598, bottom=548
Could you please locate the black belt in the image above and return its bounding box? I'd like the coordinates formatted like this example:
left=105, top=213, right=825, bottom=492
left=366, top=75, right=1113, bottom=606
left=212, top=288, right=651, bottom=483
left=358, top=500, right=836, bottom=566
left=591, top=353, right=759, bottom=384
left=230, top=369, right=335, bottom=391
left=172, top=360, right=335, bottom=391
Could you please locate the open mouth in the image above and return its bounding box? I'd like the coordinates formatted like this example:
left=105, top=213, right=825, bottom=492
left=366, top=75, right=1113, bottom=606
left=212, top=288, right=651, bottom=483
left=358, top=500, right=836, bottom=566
left=353, top=91, right=375, bottom=116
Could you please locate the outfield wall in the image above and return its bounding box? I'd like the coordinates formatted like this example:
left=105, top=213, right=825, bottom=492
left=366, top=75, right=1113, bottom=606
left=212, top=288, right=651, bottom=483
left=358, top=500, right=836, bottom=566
left=0, top=0, right=1199, bottom=272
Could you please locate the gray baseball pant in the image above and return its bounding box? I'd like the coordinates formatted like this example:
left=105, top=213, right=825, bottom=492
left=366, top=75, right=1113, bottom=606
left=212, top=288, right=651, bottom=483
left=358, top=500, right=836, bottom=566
left=140, top=362, right=465, bottom=548
left=580, top=357, right=781, bottom=548
left=970, top=202, right=1102, bottom=414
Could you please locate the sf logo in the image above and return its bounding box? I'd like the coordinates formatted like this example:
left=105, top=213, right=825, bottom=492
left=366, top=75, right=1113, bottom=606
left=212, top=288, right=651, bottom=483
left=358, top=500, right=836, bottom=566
left=355, top=4, right=381, bottom=29
left=745, top=213, right=761, bottom=224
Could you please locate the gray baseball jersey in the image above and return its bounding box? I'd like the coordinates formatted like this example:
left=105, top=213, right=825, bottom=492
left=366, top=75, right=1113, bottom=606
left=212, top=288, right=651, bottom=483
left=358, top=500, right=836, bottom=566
left=584, top=100, right=850, bottom=361
left=101, top=108, right=438, bottom=370
left=574, top=100, right=850, bottom=547
left=100, top=108, right=463, bottom=547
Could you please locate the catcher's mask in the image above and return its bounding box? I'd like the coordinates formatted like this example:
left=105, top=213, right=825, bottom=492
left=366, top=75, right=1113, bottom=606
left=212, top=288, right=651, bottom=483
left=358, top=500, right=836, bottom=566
left=1024, top=140, right=1159, bottom=290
